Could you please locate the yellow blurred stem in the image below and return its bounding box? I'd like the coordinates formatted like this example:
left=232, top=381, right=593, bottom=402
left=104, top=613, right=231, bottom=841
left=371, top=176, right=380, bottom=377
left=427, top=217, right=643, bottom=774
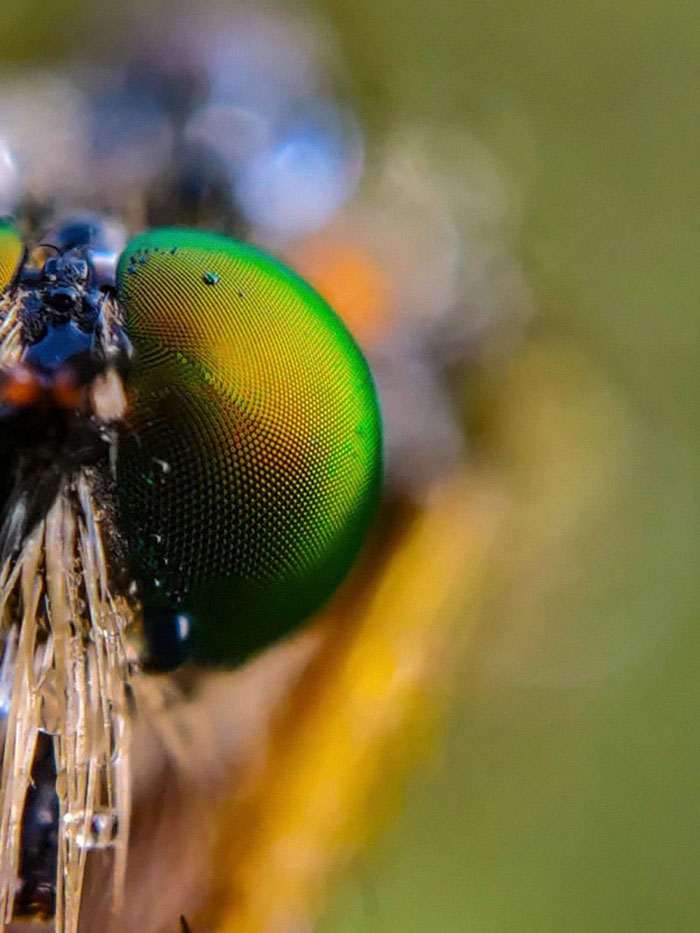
left=204, top=470, right=497, bottom=932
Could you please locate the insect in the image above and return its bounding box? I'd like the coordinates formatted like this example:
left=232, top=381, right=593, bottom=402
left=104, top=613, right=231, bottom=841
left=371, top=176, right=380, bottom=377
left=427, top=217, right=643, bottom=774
left=0, top=214, right=382, bottom=931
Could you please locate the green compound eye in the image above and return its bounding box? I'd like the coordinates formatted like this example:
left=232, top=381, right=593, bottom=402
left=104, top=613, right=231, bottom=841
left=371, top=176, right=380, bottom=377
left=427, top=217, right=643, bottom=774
left=116, top=228, right=382, bottom=665
left=0, top=219, right=23, bottom=292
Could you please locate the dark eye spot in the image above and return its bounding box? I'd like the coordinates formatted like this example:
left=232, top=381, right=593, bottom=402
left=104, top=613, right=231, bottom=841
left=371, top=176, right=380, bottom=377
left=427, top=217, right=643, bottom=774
left=141, top=608, right=194, bottom=672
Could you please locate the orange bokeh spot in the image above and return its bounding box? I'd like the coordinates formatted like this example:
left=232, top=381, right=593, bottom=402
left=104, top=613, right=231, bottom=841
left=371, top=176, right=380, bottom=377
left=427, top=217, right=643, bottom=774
left=52, top=369, right=85, bottom=411
left=291, top=238, right=392, bottom=347
left=0, top=366, right=41, bottom=407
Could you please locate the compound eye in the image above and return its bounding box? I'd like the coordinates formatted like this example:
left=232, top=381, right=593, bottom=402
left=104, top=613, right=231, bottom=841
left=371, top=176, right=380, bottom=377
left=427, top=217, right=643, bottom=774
left=0, top=219, right=23, bottom=293
left=116, top=228, right=382, bottom=666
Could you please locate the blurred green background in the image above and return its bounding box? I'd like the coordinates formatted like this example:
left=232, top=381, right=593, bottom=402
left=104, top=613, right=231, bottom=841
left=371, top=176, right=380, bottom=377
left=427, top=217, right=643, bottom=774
left=2, top=0, right=698, bottom=929
left=317, top=0, right=700, bottom=930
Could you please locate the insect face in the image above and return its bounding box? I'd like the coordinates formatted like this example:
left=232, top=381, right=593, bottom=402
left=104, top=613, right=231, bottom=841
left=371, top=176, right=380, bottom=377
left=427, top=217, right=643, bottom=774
left=0, top=216, right=382, bottom=932
left=0, top=220, right=132, bottom=559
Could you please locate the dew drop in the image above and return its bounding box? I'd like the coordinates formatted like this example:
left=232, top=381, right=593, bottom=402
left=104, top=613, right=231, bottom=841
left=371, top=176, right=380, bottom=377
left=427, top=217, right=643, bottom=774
left=38, top=671, right=62, bottom=735
left=202, top=270, right=220, bottom=286
left=64, top=808, right=119, bottom=850
left=110, top=710, right=126, bottom=762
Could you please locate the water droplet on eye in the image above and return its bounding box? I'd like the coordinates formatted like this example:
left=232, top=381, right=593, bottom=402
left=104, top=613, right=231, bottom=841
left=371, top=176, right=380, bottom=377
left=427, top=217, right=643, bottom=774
left=64, top=808, right=119, bottom=849
left=110, top=710, right=126, bottom=762
left=202, top=270, right=220, bottom=286
left=38, top=671, right=62, bottom=734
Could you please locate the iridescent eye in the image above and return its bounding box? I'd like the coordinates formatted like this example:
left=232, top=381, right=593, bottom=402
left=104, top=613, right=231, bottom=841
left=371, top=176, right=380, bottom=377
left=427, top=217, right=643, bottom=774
left=0, top=218, right=23, bottom=292
left=116, top=228, right=382, bottom=664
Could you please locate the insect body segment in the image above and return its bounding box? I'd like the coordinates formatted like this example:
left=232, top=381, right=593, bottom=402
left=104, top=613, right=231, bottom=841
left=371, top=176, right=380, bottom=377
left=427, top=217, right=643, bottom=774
left=0, top=219, right=136, bottom=932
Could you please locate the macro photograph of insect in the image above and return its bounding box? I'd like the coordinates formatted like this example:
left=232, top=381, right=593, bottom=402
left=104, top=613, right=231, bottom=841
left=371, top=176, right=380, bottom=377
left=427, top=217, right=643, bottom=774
left=0, top=0, right=697, bottom=931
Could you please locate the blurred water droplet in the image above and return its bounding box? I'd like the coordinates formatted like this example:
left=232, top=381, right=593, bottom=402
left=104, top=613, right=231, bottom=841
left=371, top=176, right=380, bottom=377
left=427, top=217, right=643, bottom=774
left=0, top=137, right=21, bottom=214
left=110, top=710, right=126, bottom=762
left=38, top=671, right=62, bottom=735
left=64, top=808, right=119, bottom=849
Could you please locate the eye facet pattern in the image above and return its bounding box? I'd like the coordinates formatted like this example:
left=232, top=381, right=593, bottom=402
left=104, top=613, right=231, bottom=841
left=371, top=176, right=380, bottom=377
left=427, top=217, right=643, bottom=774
left=117, top=228, right=382, bottom=664
left=0, top=218, right=23, bottom=293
